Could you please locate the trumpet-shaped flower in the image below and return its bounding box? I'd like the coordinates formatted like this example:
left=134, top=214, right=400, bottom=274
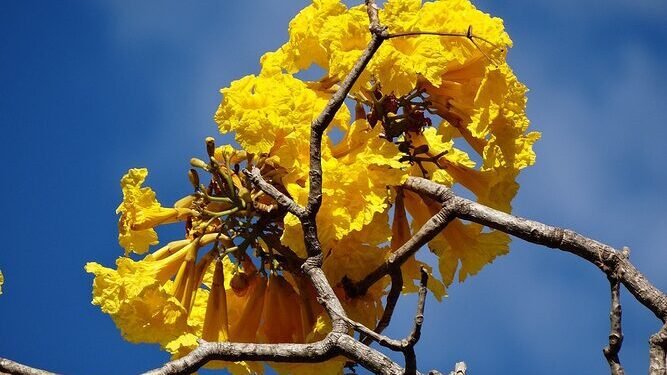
left=84, top=258, right=191, bottom=345
left=117, top=168, right=190, bottom=255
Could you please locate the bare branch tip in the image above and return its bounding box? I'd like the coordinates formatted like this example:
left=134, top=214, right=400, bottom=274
left=419, top=266, right=429, bottom=287
left=603, top=276, right=625, bottom=374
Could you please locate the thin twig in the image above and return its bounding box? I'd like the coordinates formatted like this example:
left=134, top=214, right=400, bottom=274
left=338, top=311, right=405, bottom=351
left=362, top=270, right=403, bottom=345
left=243, top=166, right=305, bottom=218
left=405, top=268, right=429, bottom=374
left=406, top=268, right=428, bottom=348
left=348, top=201, right=457, bottom=297
left=259, top=233, right=304, bottom=273
left=340, top=269, right=429, bottom=374
left=386, top=31, right=499, bottom=49
left=386, top=27, right=504, bottom=66
left=603, top=276, right=625, bottom=375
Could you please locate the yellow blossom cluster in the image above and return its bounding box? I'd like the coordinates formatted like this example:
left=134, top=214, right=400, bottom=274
left=86, top=0, right=539, bottom=374
left=223, top=0, right=540, bottom=285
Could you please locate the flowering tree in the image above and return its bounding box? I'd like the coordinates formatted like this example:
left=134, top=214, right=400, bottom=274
left=1, top=1, right=666, bottom=374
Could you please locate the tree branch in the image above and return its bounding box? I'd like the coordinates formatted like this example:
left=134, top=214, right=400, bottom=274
left=143, top=339, right=336, bottom=375
left=339, top=269, right=429, bottom=374
left=362, top=269, right=404, bottom=345
left=243, top=166, right=305, bottom=218
left=405, top=268, right=429, bottom=374
left=404, top=176, right=667, bottom=322
left=297, top=0, right=391, bottom=342
left=603, top=276, right=625, bottom=375
left=0, top=358, right=56, bottom=375
left=336, top=309, right=405, bottom=351
left=364, top=0, right=385, bottom=35
left=347, top=200, right=457, bottom=297
left=142, top=333, right=409, bottom=375
left=305, top=1, right=387, bottom=217
left=649, top=324, right=667, bottom=375
left=302, top=254, right=349, bottom=330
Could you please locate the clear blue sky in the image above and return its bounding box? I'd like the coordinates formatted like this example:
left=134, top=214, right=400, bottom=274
left=0, top=0, right=665, bottom=374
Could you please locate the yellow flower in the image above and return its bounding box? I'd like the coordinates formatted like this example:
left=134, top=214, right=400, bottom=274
left=280, top=0, right=347, bottom=73
left=217, top=70, right=407, bottom=258
left=411, top=61, right=540, bottom=213
left=164, top=258, right=265, bottom=374
left=0, top=270, right=4, bottom=295
left=270, top=0, right=539, bottom=201
left=202, top=259, right=230, bottom=342
left=275, top=0, right=511, bottom=96
left=215, top=70, right=350, bottom=180
left=228, top=270, right=267, bottom=343
left=259, top=273, right=305, bottom=343
left=84, top=259, right=191, bottom=345
left=117, top=168, right=190, bottom=255
left=85, top=234, right=219, bottom=344
left=258, top=0, right=539, bottom=289
left=281, top=120, right=408, bottom=257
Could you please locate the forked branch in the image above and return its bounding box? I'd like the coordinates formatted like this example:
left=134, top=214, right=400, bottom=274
left=347, top=201, right=457, bottom=297
left=337, top=268, right=429, bottom=373
left=402, top=176, right=667, bottom=321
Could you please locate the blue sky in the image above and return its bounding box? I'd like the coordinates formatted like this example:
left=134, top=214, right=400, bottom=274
left=0, top=0, right=665, bottom=374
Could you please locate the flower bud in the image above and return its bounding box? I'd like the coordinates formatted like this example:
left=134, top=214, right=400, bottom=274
left=188, top=169, right=200, bottom=190
left=205, top=137, right=216, bottom=158
left=190, top=158, right=209, bottom=171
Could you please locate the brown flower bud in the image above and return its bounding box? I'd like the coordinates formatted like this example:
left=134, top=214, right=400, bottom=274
left=205, top=137, right=216, bottom=158
left=188, top=169, right=200, bottom=189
